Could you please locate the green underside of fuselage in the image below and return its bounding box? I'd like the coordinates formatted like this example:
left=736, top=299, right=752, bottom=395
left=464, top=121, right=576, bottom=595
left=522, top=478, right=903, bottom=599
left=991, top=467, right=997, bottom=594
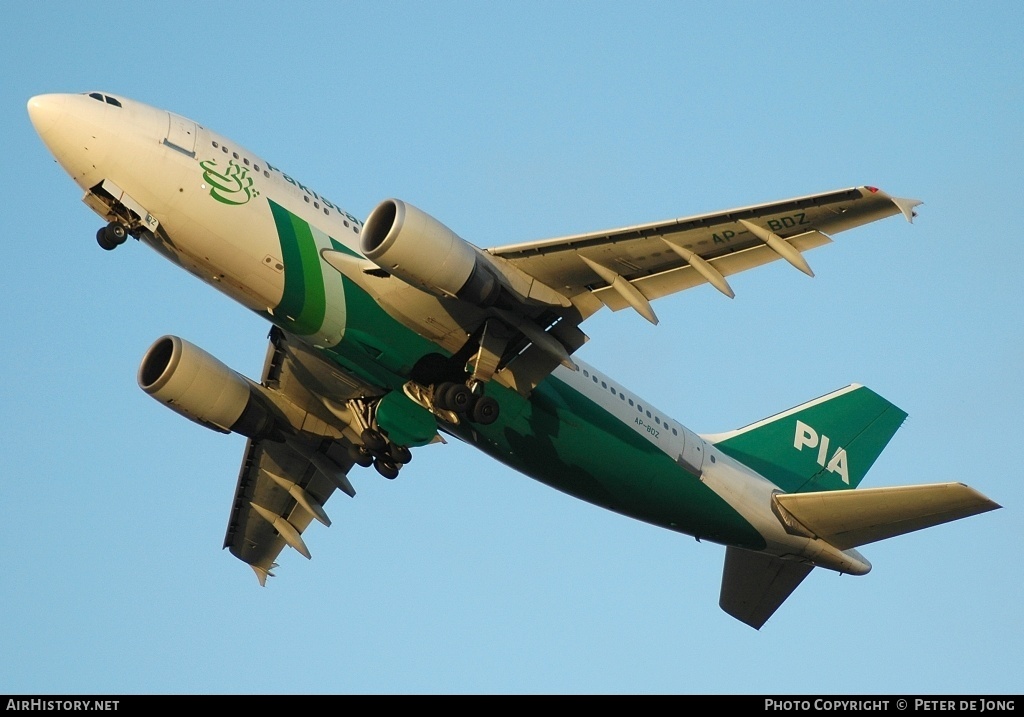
left=267, top=200, right=763, bottom=549
left=330, top=278, right=762, bottom=549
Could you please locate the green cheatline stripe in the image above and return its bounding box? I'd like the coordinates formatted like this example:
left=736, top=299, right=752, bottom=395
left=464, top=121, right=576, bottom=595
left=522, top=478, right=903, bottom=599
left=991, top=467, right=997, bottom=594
left=329, top=236, right=359, bottom=257
left=287, top=210, right=326, bottom=333
left=269, top=200, right=325, bottom=335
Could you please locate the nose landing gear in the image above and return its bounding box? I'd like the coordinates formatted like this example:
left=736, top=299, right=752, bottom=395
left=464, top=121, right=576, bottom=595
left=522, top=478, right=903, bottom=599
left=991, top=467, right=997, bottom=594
left=96, top=221, right=128, bottom=251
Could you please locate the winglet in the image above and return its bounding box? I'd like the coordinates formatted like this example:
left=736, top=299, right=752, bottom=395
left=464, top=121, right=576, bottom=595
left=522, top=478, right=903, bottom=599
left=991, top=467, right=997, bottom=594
left=250, top=564, right=274, bottom=586
left=891, top=196, right=923, bottom=223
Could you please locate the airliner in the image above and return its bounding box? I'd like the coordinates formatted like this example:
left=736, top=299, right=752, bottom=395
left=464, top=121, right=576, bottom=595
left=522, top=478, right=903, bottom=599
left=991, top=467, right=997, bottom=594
left=28, top=91, right=1000, bottom=629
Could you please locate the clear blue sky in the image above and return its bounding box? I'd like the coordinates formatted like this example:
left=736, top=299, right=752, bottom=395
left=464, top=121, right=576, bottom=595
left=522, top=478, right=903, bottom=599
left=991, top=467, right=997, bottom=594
left=2, top=2, right=1021, bottom=695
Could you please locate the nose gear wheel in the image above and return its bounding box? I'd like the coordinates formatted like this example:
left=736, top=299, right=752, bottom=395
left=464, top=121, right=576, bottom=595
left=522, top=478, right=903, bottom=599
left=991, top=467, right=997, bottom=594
left=96, top=221, right=128, bottom=250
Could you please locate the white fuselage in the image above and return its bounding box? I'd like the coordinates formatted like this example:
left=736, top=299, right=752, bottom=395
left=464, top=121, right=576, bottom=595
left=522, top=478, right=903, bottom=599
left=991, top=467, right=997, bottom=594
left=28, top=91, right=870, bottom=576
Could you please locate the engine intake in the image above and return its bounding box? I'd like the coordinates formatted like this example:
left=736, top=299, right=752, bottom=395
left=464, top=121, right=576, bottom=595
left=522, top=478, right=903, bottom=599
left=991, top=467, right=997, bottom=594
left=138, top=335, right=275, bottom=439
left=361, top=199, right=501, bottom=306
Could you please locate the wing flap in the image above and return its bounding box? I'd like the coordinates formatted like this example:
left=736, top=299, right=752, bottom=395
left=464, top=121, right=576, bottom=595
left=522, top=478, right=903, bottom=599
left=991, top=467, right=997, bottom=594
left=489, top=186, right=909, bottom=310
left=773, top=483, right=1001, bottom=550
left=223, top=435, right=352, bottom=571
left=486, top=187, right=913, bottom=388
left=720, top=546, right=814, bottom=630
left=592, top=230, right=832, bottom=311
left=221, top=328, right=379, bottom=578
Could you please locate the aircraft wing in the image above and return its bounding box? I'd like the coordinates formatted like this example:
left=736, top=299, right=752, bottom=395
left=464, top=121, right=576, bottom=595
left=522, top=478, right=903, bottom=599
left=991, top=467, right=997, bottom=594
left=222, top=328, right=381, bottom=583
left=488, top=186, right=921, bottom=323
left=224, top=434, right=352, bottom=581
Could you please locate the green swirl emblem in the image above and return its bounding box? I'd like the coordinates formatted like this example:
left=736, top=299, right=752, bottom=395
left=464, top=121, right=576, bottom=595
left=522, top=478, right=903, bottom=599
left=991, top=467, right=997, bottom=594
left=200, top=159, right=260, bottom=205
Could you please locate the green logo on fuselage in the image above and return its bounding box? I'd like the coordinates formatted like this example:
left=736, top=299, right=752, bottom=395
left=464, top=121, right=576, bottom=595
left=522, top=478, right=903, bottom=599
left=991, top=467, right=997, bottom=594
left=200, top=159, right=259, bottom=205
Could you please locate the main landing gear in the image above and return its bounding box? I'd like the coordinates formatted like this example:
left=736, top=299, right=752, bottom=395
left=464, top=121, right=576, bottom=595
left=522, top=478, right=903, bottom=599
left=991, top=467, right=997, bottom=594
left=408, top=319, right=508, bottom=427
left=344, top=378, right=499, bottom=483
left=348, top=427, right=412, bottom=481
left=96, top=221, right=128, bottom=251
left=432, top=381, right=499, bottom=425
left=343, top=399, right=414, bottom=481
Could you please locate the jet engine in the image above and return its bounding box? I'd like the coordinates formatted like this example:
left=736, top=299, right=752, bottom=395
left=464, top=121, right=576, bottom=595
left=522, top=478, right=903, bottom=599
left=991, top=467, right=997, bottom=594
left=361, top=199, right=502, bottom=306
left=138, top=335, right=275, bottom=438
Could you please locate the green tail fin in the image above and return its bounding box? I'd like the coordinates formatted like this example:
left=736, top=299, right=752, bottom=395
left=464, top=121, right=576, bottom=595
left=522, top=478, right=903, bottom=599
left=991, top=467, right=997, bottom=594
left=708, top=384, right=908, bottom=493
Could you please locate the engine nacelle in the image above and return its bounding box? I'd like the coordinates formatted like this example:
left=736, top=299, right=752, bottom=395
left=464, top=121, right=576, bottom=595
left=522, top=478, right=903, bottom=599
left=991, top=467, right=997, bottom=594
left=137, top=335, right=275, bottom=439
left=361, top=198, right=502, bottom=306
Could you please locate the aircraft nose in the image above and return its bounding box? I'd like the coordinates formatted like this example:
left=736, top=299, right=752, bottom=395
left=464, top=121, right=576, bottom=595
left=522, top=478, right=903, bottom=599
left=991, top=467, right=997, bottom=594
left=27, top=94, right=68, bottom=140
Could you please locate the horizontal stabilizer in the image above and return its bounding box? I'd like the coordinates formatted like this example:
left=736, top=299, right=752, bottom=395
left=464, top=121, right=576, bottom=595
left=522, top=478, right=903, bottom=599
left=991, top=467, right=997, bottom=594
left=720, top=547, right=813, bottom=630
left=774, top=482, right=1001, bottom=550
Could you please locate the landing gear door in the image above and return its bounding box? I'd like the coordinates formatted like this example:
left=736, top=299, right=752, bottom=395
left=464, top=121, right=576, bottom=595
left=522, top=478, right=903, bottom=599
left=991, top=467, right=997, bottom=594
left=165, top=112, right=197, bottom=157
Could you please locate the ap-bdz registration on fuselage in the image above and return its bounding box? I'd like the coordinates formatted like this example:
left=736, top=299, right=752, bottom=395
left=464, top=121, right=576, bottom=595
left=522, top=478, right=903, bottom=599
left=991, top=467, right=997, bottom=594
left=28, top=91, right=1000, bottom=629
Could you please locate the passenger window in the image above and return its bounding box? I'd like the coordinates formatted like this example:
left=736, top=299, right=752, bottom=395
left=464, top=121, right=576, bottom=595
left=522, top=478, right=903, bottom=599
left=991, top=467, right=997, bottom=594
left=646, top=410, right=652, bottom=418
left=601, top=381, right=607, bottom=388
left=243, top=158, right=250, bottom=166
left=232, top=152, right=239, bottom=159
left=212, top=141, right=219, bottom=148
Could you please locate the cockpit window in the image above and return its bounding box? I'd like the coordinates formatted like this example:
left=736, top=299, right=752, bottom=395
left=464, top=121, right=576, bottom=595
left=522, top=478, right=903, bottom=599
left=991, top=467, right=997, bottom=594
left=85, top=92, right=122, bottom=108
